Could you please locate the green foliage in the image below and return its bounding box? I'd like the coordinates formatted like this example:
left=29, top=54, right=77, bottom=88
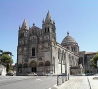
left=0, top=49, right=13, bottom=72
left=90, top=52, right=98, bottom=68
left=0, top=54, right=13, bottom=65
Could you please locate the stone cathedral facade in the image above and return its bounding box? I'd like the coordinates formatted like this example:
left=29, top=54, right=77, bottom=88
left=17, top=11, right=80, bottom=75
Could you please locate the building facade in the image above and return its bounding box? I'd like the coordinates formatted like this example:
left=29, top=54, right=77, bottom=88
left=0, top=64, right=6, bottom=76
left=79, top=51, right=97, bottom=73
left=17, top=11, right=79, bottom=75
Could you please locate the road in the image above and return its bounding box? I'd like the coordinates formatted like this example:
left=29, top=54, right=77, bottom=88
left=1, top=76, right=97, bottom=89
left=0, top=76, right=57, bottom=89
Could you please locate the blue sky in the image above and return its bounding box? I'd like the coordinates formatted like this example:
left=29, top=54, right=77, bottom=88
left=0, top=0, right=98, bottom=64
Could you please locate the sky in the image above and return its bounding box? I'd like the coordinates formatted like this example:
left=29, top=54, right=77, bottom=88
left=0, top=0, right=98, bottom=64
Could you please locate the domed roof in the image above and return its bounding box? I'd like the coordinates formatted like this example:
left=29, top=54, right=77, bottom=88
left=61, top=32, right=77, bottom=45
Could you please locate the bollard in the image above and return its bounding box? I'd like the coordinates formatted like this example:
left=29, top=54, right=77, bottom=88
left=59, top=75, right=62, bottom=85
left=62, top=75, right=65, bottom=83
left=65, top=76, right=67, bottom=81
left=68, top=74, right=69, bottom=80
left=57, top=75, right=59, bottom=85
left=57, top=75, right=62, bottom=86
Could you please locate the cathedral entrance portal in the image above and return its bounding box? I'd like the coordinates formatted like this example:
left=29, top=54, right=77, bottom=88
left=32, top=67, right=36, bottom=72
left=30, top=61, right=37, bottom=73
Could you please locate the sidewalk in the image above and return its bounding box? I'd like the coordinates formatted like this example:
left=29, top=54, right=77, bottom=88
left=52, top=76, right=90, bottom=89
left=88, top=76, right=98, bottom=89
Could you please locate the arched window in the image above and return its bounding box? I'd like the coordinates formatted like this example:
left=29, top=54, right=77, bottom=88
left=32, top=47, right=35, bottom=56
left=64, top=53, right=66, bottom=64
left=18, top=64, right=22, bottom=68
left=45, top=28, right=46, bottom=33
left=58, top=48, right=61, bottom=59
left=48, top=28, right=49, bottom=32
left=45, top=61, right=50, bottom=66
left=62, top=50, right=64, bottom=64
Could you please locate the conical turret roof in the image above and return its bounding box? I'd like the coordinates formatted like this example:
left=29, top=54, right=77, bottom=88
left=21, top=19, right=29, bottom=30
left=45, top=11, right=53, bottom=23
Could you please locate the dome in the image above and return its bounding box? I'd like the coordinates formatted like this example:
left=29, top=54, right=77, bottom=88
left=61, top=32, right=77, bottom=45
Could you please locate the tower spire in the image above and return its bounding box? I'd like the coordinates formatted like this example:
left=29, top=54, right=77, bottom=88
left=21, top=18, right=29, bottom=30
left=45, top=10, right=53, bottom=23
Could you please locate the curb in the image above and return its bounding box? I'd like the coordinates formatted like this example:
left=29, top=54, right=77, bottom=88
left=52, top=80, right=69, bottom=89
left=87, top=77, right=92, bottom=89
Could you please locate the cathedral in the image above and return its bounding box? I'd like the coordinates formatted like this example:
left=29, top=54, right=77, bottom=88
left=17, top=11, right=80, bottom=75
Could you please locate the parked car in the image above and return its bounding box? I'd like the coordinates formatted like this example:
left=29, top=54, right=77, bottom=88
left=6, top=73, right=13, bottom=76
left=45, top=73, right=54, bottom=76
left=85, top=73, right=94, bottom=76
left=57, top=73, right=66, bottom=76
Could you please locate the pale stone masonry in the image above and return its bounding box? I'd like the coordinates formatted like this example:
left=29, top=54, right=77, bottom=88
left=17, top=11, right=79, bottom=75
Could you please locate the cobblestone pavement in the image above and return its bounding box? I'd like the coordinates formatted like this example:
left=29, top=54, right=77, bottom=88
left=54, top=76, right=90, bottom=89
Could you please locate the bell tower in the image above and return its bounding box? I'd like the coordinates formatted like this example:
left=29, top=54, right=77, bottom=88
left=42, top=11, right=56, bottom=43
left=17, top=19, right=29, bottom=73
left=18, top=19, right=29, bottom=46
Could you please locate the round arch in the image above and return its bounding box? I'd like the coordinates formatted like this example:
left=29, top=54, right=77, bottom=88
left=38, top=62, right=44, bottom=67
left=45, top=61, right=50, bottom=66
left=18, top=64, right=22, bottom=68
left=30, top=61, right=37, bottom=67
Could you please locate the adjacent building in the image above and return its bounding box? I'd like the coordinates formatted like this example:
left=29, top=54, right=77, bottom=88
left=0, top=64, right=6, bottom=76
left=79, top=51, right=97, bottom=73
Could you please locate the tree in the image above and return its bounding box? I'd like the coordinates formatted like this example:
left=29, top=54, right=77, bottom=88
left=90, top=52, right=98, bottom=68
left=0, top=50, right=3, bottom=57
left=0, top=50, right=13, bottom=72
